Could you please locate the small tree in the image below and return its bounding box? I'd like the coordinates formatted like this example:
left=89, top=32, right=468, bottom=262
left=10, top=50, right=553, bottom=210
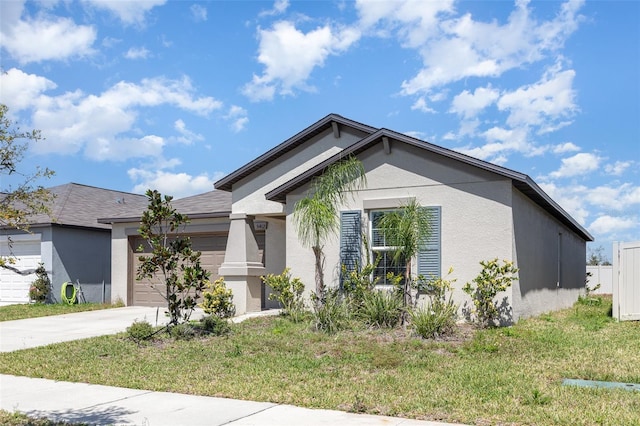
left=587, top=245, right=611, bottom=266
left=463, top=259, right=518, bottom=328
left=1, top=104, right=54, bottom=274
left=376, top=198, right=432, bottom=324
left=136, top=189, right=210, bottom=327
left=28, top=262, right=51, bottom=303
left=293, top=156, right=366, bottom=298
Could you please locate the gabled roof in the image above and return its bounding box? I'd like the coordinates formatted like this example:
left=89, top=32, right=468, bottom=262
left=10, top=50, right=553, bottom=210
left=265, top=128, right=593, bottom=242
left=5, top=183, right=149, bottom=230
left=98, top=190, right=231, bottom=224
left=214, top=114, right=377, bottom=192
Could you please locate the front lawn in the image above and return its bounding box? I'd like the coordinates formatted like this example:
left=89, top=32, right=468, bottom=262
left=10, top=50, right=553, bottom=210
left=0, top=302, right=123, bottom=322
left=1, top=297, right=638, bottom=425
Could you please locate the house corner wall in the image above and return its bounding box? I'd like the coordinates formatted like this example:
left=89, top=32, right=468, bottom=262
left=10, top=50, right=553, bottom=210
left=511, top=188, right=586, bottom=321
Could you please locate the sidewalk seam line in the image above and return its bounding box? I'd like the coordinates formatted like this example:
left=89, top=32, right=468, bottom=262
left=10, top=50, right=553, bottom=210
left=218, top=403, right=280, bottom=425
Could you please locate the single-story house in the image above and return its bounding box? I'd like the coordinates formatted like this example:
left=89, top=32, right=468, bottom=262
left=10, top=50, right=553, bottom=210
left=106, top=114, right=593, bottom=322
left=0, top=183, right=148, bottom=305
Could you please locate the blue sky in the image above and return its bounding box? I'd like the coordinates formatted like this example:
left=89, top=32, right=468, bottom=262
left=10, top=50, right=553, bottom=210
left=1, top=0, right=638, bottom=260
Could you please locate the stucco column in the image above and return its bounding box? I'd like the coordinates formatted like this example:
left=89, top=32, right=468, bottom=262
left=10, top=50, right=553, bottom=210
left=219, top=213, right=265, bottom=315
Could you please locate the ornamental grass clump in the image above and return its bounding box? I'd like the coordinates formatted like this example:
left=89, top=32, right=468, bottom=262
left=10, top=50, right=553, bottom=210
left=411, top=268, right=459, bottom=338
left=359, top=290, right=403, bottom=328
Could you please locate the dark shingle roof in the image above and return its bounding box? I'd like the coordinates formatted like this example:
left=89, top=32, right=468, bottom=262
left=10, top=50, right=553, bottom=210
left=8, top=183, right=149, bottom=230
left=98, top=190, right=231, bottom=224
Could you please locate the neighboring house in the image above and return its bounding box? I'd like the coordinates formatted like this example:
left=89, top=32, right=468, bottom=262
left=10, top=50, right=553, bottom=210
left=0, top=183, right=148, bottom=305
left=105, top=114, right=593, bottom=323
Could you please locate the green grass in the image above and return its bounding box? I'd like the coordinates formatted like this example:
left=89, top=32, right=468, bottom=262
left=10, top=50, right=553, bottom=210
left=0, top=410, right=87, bottom=426
left=1, top=297, right=639, bottom=425
left=0, top=302, right=123, bottom=322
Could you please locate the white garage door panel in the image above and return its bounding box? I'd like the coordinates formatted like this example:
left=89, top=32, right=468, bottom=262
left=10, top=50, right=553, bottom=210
left=0, top=239, right=42, bottom=305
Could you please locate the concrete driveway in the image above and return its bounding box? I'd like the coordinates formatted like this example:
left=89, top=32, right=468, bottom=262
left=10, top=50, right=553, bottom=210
left=0, top=306, right=174, bottom=352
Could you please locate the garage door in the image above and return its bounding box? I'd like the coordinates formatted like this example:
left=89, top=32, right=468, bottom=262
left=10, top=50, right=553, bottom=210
left=0, top=237, right=41, bottom=305
left=130, top=233, right=264, bottom=307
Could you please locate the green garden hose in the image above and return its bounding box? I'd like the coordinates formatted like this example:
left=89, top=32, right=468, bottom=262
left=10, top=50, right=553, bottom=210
left=61, top=282, right=77, bottom=305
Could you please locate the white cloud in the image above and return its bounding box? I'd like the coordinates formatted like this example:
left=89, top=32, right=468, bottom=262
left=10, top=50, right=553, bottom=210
left=538, top=181, right=590, bottom=225
left=174, top=119, right=204, bottom=144
left=411, top=97, right=436, bottom=113
left=0, top=68, right=57, bottom=111
left=2, top=71, right=222, bottom=160
left=224, top=106, right=249, bottom=132
left=355, top=0, right=455, bottom=47
left=190, top=4, right=207, bottom=22
left=399, top=0, right=585, bottom=95
left=84, top=135, right=165, bottom=161
left=128, top=168, right=224, bottom=199
left=259, top=0, right=290, bottom=17
left=450, top=85, right=499, bottom=119
left=605, top=160, right=633, bottom=176
left=589, top=215, right=637, bottom=235
left=0, top=1, right=96, bottom=64
left=242, top=21, right=361, bottom=101
left=124, top=46, right=151, bottom=59
left=497, top=63, right=578, bottom=129
left=549, top=152, right=601, bottom=178
left=458, top=126, right=529, bottom=161
left=81, top=0, right=167, bottom=25
left=553, top=142, right=580, bottom=154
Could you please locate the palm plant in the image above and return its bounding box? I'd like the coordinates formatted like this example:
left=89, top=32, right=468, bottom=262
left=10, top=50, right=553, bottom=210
left=293, top=156, right=366, bottom=298
left=377, top=198, right=432, bottom=324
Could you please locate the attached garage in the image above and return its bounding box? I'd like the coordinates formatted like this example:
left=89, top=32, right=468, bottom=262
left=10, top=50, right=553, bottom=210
left=129, top=232, right=264, bottom=307
left=0, top=235, right=41, bottom=305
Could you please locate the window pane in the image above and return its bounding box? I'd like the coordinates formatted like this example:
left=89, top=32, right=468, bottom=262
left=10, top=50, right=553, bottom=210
left=372, top=251, right=405, bottom=284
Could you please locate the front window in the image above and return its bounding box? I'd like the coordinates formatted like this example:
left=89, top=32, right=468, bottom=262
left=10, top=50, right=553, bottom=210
left=370, top=210, right=405, bottom=285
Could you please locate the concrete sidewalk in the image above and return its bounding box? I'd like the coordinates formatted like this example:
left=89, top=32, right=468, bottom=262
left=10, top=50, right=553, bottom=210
left=0, top=308, right=466, bottom=425
left=1, top=375, right=459, bottom=426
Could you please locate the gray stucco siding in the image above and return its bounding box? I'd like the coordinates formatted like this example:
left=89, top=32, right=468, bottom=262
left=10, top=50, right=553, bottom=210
left=511, top=188, right=586, bottom=320
left=284, top=142, right=516, bottom=309
left=51, top=226, right=112, bottom=304
left=230, top=127, right=367, bottom=215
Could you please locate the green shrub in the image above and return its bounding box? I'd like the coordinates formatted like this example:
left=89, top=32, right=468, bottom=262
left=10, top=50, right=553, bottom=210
left=341, top=261, right=379, bottom=310
left=126, top=319, right=154, bottom=343
left=170, top=323, right=196, bottom=340
left=200, top=277, right=235, bottom=318
left=263, top=268, right=306, bottom=319
left=311, top=289, right=349, bottom=334
left=463, top=259, right=518, bottom=328
left=411, top=269, right=459, bottom=338
left=200, top=314, right=231, bottom=336
left=359, top=290, right=402, bottom=328
left=28, top=263, right=50, bottom=304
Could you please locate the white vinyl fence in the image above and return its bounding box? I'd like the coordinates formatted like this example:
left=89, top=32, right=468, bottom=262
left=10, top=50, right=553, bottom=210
left=613, top=241, right=640, bottom=321
left=586, top=265, right=613, bottom=294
